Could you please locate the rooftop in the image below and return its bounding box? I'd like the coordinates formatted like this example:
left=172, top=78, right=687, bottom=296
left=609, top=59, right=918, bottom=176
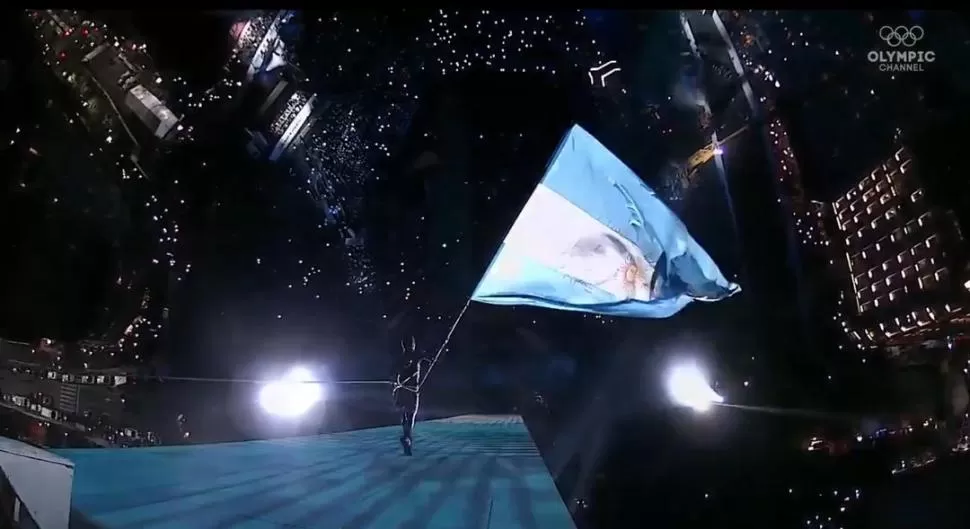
left=57, top=415, right=574, bottom=529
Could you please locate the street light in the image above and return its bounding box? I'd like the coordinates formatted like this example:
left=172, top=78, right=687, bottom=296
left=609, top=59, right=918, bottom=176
left=258, top=366, right=325, bottom=418
left=665, top=360, right=724, bottom=413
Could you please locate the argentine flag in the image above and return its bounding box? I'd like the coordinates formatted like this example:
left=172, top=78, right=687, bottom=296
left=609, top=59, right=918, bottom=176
left=471, top=125, right=739, bottom=319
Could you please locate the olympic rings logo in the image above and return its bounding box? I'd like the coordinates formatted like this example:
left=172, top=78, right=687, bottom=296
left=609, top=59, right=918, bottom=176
left=878, top=26, right=924, bottom=48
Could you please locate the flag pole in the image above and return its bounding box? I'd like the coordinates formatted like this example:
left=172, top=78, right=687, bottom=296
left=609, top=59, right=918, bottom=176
left=414, top=126, right=572, bottom=392
left=417, top=297, right=473, bottom=390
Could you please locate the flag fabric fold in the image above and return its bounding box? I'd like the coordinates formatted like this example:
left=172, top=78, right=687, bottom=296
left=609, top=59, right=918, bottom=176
left=471, top=124, right=739, bottom=319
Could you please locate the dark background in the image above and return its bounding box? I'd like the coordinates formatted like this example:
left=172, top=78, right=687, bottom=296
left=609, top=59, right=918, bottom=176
left=2, top=9, right=969, bottom=529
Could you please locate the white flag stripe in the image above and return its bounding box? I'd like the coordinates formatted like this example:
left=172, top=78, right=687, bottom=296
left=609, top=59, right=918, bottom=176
left=502, top=184, right=657, bottom=301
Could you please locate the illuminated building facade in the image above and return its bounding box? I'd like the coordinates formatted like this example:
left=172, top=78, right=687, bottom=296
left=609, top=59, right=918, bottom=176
left=29, top=10, right=186, bottom=158
left=228, top=10, right=317, bottom=163
left=231, top=11, right=292, bottom=84
left=244, top=82, right=316, bottom=162
left=0, top=338, right=153, bottom=447
left=830, top=146, right=970, bottom=348
left=710, top=11, right=970, bottom=348
left=679, top=13, right=960, bottom=426
left=25, top=10, right=180, bottom=364
left=9, top=10, right=192, bottom=445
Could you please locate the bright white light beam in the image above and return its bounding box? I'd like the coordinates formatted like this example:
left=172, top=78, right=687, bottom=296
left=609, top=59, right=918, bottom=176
left=665, top=361, right=724, bottom=413
left=258, top=366, right=325, bottom=418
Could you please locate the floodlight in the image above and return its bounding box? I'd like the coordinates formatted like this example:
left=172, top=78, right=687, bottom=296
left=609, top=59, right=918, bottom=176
left=258, top=366, right=325, bottom=418
left=665, top=361, right=724, bottom=413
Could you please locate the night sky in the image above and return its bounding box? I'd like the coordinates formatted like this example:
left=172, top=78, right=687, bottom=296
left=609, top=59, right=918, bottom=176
left=2, top=9, right=970, bottom=529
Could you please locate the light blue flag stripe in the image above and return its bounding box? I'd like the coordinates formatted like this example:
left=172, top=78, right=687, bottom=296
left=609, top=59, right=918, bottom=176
left=473, top=245, right=693, bottom=318
left=541, top=125, right=667, bottom=262
left=471, top=124, right=738, bottom=319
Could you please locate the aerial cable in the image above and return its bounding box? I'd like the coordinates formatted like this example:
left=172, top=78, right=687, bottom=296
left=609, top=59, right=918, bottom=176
left=143, top=375, right=391, bottom=385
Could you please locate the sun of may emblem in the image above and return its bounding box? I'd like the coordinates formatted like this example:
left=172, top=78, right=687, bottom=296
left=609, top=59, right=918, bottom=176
left=619, top=261, right=648, bottom=298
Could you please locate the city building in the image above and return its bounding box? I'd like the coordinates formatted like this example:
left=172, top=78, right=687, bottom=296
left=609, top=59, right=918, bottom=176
left=705, top=11, right=970, bottom=354
left=708, top=12, right=970, bottom=437
left=3, top=10, right=195, bottom=446
left=671, top=12, right=968, bottom=439
left=0, top=338, right=153, bottom=447
left=28, top=10, right=186, bottom=161
left=244, top=82, right=317, bottom=162
left=229, top=11, right=319, bottom=163
left=22, top=10, right=179, bottom=364
left=829, top=145, right=970, bottom=349
left=713, top=11, right=970, bottom=353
